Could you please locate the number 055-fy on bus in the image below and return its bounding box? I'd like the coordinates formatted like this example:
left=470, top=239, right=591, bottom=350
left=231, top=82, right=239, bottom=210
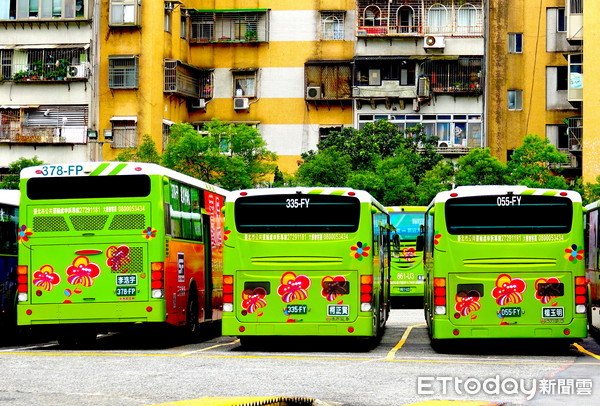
left=423, top=186, right=588, bottom=350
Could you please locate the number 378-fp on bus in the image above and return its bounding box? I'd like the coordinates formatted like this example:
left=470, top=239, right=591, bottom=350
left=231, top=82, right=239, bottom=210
left=423, top=186, right=588, bottom=349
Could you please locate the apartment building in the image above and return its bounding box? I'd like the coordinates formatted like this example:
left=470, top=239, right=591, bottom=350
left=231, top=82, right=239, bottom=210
left=0, top=0, right=96, bottom=169
left=486, top=0, right=582, bottom=177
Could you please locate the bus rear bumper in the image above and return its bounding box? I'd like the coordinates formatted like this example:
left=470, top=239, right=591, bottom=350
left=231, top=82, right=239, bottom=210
left=431, top=317, right=588, bottom=340
left=17, top=301, right=167, bottom=326
left=222, top=317, right=375, bottom=337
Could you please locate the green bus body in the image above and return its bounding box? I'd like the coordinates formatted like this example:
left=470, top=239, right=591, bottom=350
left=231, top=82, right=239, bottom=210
left=17, top=162, right=227, bottom=336
left=387, top=206, right=426, bottom=298
left=222, top=188, right=391, bottom=338
left=584, top=201, right=600, bottom=337
left=424, top=186, right=588, bottom=342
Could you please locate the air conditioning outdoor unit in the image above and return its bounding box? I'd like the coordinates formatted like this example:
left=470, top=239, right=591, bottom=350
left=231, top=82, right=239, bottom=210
left=234, top=97, right=249, bottom=110
left=192, top=98, right=206, bottom=109
left=67, top=64, right=87, bottom=78
left=424, top=36, right=445, bottom=49
left=306, top=86, right=321, bottom=99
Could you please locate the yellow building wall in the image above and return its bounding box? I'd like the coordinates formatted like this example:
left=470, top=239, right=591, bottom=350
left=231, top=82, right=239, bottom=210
left=583, top=0, right=600, bottom=183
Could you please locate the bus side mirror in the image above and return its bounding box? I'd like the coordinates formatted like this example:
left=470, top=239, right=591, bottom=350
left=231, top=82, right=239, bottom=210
left=416, top=235, right=424, bottom=252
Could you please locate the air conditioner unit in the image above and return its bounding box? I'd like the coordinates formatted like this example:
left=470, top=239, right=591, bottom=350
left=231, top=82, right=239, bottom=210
left=424, top=36, right=445, bottom=49
left=67, top=64, right=87, bottom=78
left=192, top=98, right=206, bottom=109
left=306, top=86, right=321, bottom=99
left=234, top=97, right=249, bottom=110
left=437, top=141, right=450, bottom=148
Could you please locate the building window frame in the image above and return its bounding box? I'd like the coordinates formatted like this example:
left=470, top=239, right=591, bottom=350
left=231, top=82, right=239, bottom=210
left=320, top=11, right=344, bottom=40
left=507, top=89, right=523, bottom=111
left=111, top=119, right=137, bottom=148
left=108, top=55, right=139, bottom=89
left=508, top=33, right=523, bottom=53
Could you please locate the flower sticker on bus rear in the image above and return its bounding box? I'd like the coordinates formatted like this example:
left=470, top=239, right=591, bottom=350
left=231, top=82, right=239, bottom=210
left=350, top=242, right=370, bottom=261
left=277, top=271, right=311, bottom=303
left=491, top=274, right=526, bottom=306
left=142, top=227, right=157, bottom=239
left=564, top=244, right=584, bottom=264
left=66, top=256, right=101, bottom=287
left=321, top=275, right=349, bottom=302
left=106, top=245, right=132, bottom=273
left=32, top=265, right=61, bottom=292
left=18, top=225, right=33, bottom=249
left=534, top=277, right=561, bottom=304
left=241, top=287, right=268, bottom=314
left=454, top=293, right=481, bottom=318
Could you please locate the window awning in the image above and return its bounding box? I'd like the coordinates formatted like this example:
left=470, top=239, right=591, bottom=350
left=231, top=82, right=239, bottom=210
left=110, top=116, right=137, bottom=122
left=230, top=67, right=259, bottom=72
left=162, top=119, right=174, bottom=126
left=0, top=44, right=90, bottom=50
left=0, top=105, right=39, bottom=109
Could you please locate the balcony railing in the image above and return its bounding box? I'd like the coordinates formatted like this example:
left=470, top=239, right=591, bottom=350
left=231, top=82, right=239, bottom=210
left=0, top=126, right=88, bottom=144
left=305, top=61, right=353, bottom=101
left=164, top=59, right=213, bottom=99
left=421, top=57, right=482, bottom=95
left=1, top=48, right=90, bottom=82
left=190, top=9, right=269, bottom=44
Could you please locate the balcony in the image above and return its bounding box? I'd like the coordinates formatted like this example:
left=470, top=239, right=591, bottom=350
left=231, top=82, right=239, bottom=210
left=567, top=116, right=582, bottom=153
left=356, top=0, right=483, bottom=38
left=189, top=9, right=269, bottom=44
left=421, top=57, right=482, bottom=95
left=566, top=0, right=583, bottom=44
left=0, top=0, right=91, bottom=27
left=164, top=59, right=213, bottom=101
left=305, top=60, right=353, bottom=109
left=1, top=47, right=90, bottom=83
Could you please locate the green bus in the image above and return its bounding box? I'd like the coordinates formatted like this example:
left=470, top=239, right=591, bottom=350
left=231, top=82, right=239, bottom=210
left=386, top=206, right=426, bottom=300
left=16, top=162, right=228, bottom=346
left=222, top=187, right=391, bottom=342
left=584, top=201, right=600, bottom=338
left=423, top=186, right=588, bottom=349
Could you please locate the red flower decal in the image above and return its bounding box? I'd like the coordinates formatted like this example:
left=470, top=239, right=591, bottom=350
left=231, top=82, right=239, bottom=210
left=564, top=244, right=584, bottom=263
left=66, top=256, right=101, bottom=287
left=401, top=247, right=416, bottom=263
left=454, top=293, right=481, bottom=317
left=33, top=265, right=61, bottom=291
left=492, top=274, right=526, bottom=306
left=106, top=245, right=131, bottom=272
left=224, top=227, right=231, bottom=241
left=350, top=241, right=370, bottom=261
left=142, top=227, right=157, bottom=239
left=277, top=271, right=311, bottom=303
left=534, top=277, right=561, bottom=304
left=321, top=275, right=349, bottom=302
left=241, top=287, right=267, bottom=313
left=434, top=232, right=442, bottom=245
left=18, top=225, right=33, bottom=244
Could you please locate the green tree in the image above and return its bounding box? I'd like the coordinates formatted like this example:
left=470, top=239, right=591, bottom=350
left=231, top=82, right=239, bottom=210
left=415, top=160, right=455, bottom=205
left=296, top=148, right=352, bottom=186
left=162, top=120, right=277, bottom=190
left=454, top=148, right=509, bottom=186
left=0, top=156, right=44, bottom=189
left=507, top=134, right=569, bottom=189
left=114, top=134, right=161, bottom=163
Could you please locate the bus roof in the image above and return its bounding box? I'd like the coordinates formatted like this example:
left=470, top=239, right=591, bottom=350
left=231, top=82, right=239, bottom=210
left=229, top=187, right=388, bottom=212
left=20, top=162, right=229, bottom=197
left=386, top=206, right=427, bottom=212
left=432, top=185, right=582, bottom=204
left=0, top=189, right=20, bottom=206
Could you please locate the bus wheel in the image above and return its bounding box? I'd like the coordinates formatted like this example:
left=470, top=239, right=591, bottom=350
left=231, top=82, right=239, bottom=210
left=430, top=338, right=450, bottom=353
left=186, top=292, right=200, bottom=338
left=57, top=328, right=97, bottom=349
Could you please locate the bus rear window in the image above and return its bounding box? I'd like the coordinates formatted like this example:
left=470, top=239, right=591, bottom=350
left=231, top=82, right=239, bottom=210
left=235, top=194, right=360, bottom=233
left=445, top=195, right=572, bottom=235
left=27, top=175, right=151, bottom=200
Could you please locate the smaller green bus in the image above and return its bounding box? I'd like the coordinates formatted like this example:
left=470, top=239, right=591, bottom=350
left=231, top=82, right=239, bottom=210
left=222, top=187, right=391, bottom=342
left=387, top=206, right=426, bottom=299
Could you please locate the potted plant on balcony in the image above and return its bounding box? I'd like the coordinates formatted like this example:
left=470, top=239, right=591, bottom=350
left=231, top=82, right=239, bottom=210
left=12, top=70, right=29, bottom=82
left=244, top=30, right=257, bottom=41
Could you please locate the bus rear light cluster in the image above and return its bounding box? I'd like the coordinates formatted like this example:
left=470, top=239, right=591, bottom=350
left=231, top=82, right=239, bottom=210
left=151, top=262, right=164, bottom=299
left=360, top=275, right=373, bottom=312
left=223, top=275, right=234, bottom=312
left=433, top=277, right=447, bottom=315
left=17, top=266, right=28, bottom=302
left=574, top=276, right=588, bottom=314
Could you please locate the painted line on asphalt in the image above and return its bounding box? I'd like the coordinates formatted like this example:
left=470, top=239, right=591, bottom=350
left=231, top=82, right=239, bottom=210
left=386, top=323, right=426, bottom=360
left=573, top=343, right=600, bottom=361
left=179, top=339, right=240, bottom=356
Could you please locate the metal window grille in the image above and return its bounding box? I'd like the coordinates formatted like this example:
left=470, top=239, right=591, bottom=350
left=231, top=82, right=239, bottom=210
left=570, top=0, right=583, bottom=14
left=190, top=11, right=268, bottom=43
left=112, top=120, right=137, bottom=148
left=320, top=12, right=345, bottom=40
left=305, top=63, right=352, bottom=99
left=421, top=58, right=482, bottom=94
left=109, top=56, right=138, bottom=89
left=1, top=50, right=12, bottom=79
left=9, top=48, right=89, bottom=79
left=163, top=59, right=212, bottom=99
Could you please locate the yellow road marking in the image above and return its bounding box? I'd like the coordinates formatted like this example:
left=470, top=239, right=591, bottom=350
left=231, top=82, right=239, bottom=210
left=387, top=323, right=426, bottom=360
left=179, top=339, right=240, bottom=356
left=573, top=343, right=600, bottom=361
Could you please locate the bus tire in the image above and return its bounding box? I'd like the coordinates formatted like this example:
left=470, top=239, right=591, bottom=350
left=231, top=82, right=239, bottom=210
left=186, top=290, right=200, bottom=338
left=57, top=327, right=97, bottom=349
left=430, top=338, right=450, bottom=353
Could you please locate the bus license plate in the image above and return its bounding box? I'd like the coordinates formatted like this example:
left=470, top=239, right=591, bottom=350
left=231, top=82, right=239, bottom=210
left=399, top=287, right=411, bottom=292
left=327, top=305, right=349, bottom=316
left=286, top=305, right=307, bottom=315
left=499, top=307, right=521, bottom=317
left=116, top=287, right=137, bottom=297
left=542, top=307, right=564, bottom=318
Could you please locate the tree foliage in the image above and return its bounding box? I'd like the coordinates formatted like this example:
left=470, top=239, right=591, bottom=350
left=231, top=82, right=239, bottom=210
left=0, top=156, right=44, bottom=189
left=454, top=148, right=509, bottom=186
left=114, top=134, right=161, bottom=164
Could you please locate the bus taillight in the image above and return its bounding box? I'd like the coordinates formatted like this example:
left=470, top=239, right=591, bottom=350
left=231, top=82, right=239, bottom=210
left=151, top=262, right=164, bottom=299
left=223, top=275, right=234, bottom=312
left=17, top=266, right=28, bottom=302
left=433, top=277, right=446, bottom=315
left=360, top=275, right=373, bottom=312
left=574, top=276, right=588, bottom=314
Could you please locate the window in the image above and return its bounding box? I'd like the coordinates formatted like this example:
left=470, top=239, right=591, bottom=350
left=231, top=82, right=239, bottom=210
left=164, top=9, right=171, bottom=33
left=111, top=119, right=137, bottom=148
left=320, top=11, right=344, bottom=40
left=507, top=90, right=523, bottom=111
left=363, top=6, right=382, bottom=27
left=27, top=175, right=150, bottom=199
left=569, top=53, right=582, bottom=90
left=180, top=15, right=187, bottom=39
left=556, top=66, right=568, bottom=90
left=318, top=125, right=342, bottom=143
left=557, top=8, right=566, bottom=32
left=1, top=50, right=12, bottom=80
left=233, top=71, right=256, bottom=97
left=190, top=10, right=267, bottom=43
left=427, top=4, right=447, bottom=34
left=397, top=6, right=414, bottom=33
left=508, top=33, right=523, bottom=53
left=108, top=56, right=138, bottom=89
left=1, top=0, right=86, bottom=19
left=546, top=124, right=569, bottom=149
left=456, top=4, right=477, bottom=34
left=109, top=0, right=139, bottom=26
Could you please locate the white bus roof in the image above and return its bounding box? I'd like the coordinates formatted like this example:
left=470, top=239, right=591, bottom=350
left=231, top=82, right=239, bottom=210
left=229, top=187, right=388, bottom=212
left=20, top=162, right=228, bottom=196
left=432, top=185, right=581, bottom=204
left=0, top=189, right=20, bottom=206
